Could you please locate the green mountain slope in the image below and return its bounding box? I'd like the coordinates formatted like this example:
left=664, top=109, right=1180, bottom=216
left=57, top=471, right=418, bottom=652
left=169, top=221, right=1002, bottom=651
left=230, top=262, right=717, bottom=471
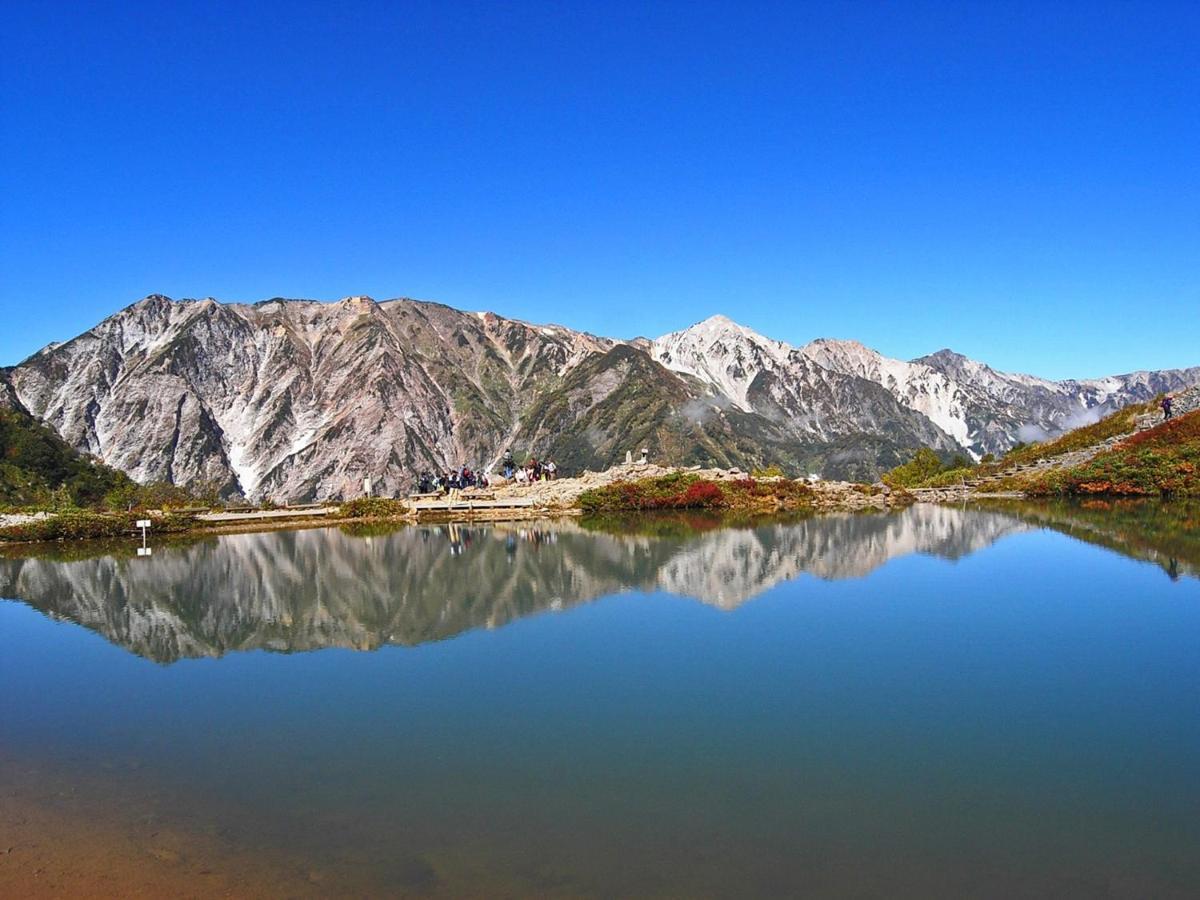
left=0, top=405, right=135, bottom=507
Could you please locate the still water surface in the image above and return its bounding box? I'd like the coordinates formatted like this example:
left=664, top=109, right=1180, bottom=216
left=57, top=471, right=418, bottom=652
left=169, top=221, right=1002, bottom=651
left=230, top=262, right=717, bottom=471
left=1, top=503, right=1198, bottom=897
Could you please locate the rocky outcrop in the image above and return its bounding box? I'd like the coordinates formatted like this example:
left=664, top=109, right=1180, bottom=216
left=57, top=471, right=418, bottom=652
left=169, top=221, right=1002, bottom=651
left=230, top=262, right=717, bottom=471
left=1174, top=384, right=1200, bottom=417
left=0, top=371, right=25, bottom=413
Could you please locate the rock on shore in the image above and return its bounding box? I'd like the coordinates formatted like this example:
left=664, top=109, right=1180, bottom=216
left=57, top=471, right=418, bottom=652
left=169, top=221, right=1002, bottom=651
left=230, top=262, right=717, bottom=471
left=0, top=511, right=54, bottom=529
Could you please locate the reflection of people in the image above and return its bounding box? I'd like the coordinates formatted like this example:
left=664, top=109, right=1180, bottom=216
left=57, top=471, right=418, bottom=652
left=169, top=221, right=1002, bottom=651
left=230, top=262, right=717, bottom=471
left=1168, top=557, right=1180, bottom=581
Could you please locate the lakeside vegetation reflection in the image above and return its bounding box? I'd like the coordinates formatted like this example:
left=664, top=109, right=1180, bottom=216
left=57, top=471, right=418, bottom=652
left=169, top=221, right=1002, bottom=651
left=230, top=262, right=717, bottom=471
left=0, top=501, right=1195, bottom=663
left=977, top=498, right=1200, bottom=582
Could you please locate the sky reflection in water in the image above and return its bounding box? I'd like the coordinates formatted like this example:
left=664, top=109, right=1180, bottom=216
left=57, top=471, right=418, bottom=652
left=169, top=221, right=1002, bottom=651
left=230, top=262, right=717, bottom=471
left=1, top=503, right=1198, bottom=898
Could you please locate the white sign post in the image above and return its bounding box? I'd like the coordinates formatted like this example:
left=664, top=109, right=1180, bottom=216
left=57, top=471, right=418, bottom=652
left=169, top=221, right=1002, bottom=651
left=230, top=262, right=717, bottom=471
left=136, top=518, right=152, bottom=556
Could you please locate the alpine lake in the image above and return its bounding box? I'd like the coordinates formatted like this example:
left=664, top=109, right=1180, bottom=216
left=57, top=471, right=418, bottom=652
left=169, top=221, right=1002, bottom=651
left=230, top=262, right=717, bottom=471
left=1, top=500, right=1198, bottom=898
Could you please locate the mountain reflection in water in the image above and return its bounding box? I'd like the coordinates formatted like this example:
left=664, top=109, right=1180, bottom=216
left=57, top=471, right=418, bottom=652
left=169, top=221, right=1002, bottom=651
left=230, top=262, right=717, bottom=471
left=2, top=501, right=1199, bottom=898
left=1, top=501, right=1193, bottom=664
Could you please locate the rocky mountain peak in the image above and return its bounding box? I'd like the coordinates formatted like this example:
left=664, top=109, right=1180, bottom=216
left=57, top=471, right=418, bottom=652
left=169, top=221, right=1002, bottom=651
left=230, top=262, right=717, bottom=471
left=649, top=314, right=793, bottom=409
left=692, top=313, right=742, bottom=331
left=801, top=337, right=880, bottom=365
left=918, top=348, right=968, bottom=366
left=677, top=314, right=783, bottom=348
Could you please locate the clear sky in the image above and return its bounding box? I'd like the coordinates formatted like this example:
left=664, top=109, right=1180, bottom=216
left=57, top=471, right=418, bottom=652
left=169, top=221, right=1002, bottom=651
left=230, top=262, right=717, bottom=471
left=2, top=1, right=1197, bottom=378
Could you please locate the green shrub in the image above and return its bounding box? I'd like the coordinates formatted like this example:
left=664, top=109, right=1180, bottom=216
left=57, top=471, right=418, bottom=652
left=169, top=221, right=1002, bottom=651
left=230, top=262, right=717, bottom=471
left=916, top=466, right=976, bottom=488
left=750, top=465, right=786, bottom=478
left=338, top=497, right=410, bottom=518
left=882, top=448, right=948, bottom=487
left=578, top=474, right=813, bottom=513
left=0, top=511, right=196, bottom=543
left=0, top=408, right=134, bottom=507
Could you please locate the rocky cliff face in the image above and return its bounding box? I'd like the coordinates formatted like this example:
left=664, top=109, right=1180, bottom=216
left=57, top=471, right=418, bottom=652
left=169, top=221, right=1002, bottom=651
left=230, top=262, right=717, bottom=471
left=4, top=295, right=613, bottom=500
left=0, top=374, right=24, bottom=413
left=656, top=321, right=1200, bottom=460
left=2, top=294, right=1196, bottom=499
left=911, top=348, right=1200, bottom=450
left=651, top=316, right=962, bottom=456
left=1169, top=384, right=1200, bottom=418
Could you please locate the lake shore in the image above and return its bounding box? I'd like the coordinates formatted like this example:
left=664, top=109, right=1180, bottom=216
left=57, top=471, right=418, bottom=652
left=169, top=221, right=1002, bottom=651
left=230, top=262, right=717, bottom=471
left=0, top=463, right=923, bottom=545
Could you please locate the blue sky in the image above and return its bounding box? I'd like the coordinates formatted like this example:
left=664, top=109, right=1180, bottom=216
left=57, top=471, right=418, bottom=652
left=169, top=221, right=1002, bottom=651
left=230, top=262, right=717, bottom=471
left=2, top=1, right=1197, bottom=378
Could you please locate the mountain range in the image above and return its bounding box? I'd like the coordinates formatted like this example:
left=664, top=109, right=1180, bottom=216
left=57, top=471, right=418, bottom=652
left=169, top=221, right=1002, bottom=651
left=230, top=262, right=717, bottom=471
left=1, top=294, right=1195, bottom=501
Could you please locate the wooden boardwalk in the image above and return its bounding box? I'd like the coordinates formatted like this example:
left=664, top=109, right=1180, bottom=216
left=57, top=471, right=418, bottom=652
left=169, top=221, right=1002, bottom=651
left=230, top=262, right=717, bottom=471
left=196, top=507, right=338, bottom=523
left=408, top=489, right=536, bottom=513
left=406, top=488, right=548, bottom=520
left=194, top=491, right=549, bottom=527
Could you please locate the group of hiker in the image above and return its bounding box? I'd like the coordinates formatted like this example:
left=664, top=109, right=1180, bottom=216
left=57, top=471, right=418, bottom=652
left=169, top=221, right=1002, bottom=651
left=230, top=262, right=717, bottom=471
left=416, top=467, right=491, bottom=494
left=415, top=449, right=558, bottom=495
left=499, top=449, right=557, bottom=484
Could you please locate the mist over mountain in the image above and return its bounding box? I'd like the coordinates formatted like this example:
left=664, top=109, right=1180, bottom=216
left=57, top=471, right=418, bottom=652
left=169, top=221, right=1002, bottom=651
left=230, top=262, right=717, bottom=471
left=1, top=295, right=1196, bottom=501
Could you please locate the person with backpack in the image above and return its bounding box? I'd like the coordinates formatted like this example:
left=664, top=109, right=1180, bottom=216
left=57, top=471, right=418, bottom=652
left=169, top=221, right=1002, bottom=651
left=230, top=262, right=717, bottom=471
left=1162, top=394, right=1174, bottom=421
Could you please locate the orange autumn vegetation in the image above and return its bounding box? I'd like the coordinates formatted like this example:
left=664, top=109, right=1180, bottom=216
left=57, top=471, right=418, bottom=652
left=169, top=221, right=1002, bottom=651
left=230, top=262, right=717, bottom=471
left=578, top=473, right=814, bottom=513
left=1025, top=410, right=1200, bottom=498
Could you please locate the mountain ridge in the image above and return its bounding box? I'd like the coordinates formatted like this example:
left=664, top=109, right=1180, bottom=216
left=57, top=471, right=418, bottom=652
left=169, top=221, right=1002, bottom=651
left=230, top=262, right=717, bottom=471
left=2, top=294, right=1196, bottom=500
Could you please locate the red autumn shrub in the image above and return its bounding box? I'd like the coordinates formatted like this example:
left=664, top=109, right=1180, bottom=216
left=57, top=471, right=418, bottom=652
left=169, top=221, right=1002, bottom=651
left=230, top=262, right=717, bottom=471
left=679, top=480, right=724, bottom=508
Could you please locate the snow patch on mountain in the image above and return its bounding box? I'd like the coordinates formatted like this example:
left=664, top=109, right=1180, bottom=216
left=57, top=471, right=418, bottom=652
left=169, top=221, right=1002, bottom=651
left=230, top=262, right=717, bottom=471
left=800, top=338, right=976, bottom=451
left=652, top=317, right=1198, bottom=461
left=650, top=314, right=792, bottom=410
left=652, top=320, right=977, bottom=453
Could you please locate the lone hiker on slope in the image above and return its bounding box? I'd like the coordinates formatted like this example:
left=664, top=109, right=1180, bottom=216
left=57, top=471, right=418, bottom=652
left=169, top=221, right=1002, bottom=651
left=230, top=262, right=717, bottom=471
left=1162, top=394, right=1174, bottom=421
